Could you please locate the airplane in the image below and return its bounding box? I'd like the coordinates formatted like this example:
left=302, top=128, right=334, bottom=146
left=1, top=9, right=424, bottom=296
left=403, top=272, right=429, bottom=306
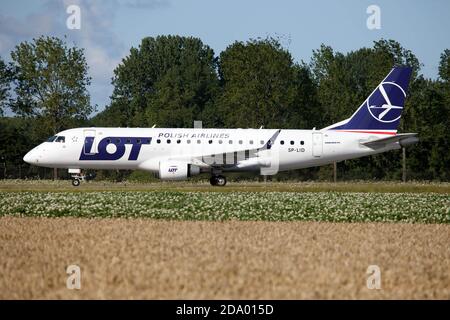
left=23, top=66, right=418, bottom=186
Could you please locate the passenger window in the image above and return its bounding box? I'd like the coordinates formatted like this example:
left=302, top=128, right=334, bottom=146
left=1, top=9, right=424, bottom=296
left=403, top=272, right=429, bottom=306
left=280, top=140, right=284, bottom=145
left=137, top=139, right=141, bottom=144
left=115, top=138, right=121, bottom=144
left=249, top=140, right=253, bottom=145
left=229, top=140, right=233, bottom=144
left=260, top=140, right=264, bottom=145
left=166, top=139, right=171, bottom=144
left=208, top=140, right=213, bottom=144
left=177, top=139, right=181, bottom=144
left=219, top=140, right=223, bottom=144
left=197, top=140, right=201, bottom=144
left=187, top=139, right=191, bottom=144
left=239, top=140, right=243, bottom=144
left=290, top=141, right=294, bottom=145
left=157, top=139, right=161, bottom=144
left=300, top=141, right=304, bottom=145
left=127, top=138, right=131, bottom=143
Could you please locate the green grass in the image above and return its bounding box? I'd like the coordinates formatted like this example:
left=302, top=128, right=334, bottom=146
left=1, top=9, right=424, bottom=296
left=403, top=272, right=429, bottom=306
left=1, top=179, right=450, bottom=193
left=1, top=190, right=449, bottom=223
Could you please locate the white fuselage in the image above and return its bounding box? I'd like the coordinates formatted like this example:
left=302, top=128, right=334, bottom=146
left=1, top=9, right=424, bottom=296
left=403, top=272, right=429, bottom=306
left=23, top=127, right=400, bottom=177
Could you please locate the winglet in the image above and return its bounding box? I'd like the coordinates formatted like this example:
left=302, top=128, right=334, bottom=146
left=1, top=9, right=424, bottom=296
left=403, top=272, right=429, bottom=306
left=260, top=129, right=281, bottom=150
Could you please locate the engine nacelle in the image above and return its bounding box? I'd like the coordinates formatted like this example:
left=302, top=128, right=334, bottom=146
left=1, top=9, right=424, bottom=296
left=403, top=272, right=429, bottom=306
left=158, top=161, right=201, bottom=180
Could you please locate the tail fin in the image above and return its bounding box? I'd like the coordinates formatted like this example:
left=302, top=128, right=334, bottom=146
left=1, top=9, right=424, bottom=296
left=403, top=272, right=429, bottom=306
left=324, top=66, right=413, bottom=134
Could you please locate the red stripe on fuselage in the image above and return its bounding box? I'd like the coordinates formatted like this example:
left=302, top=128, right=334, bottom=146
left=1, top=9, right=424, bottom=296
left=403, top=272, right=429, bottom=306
left=333, top=130, right=396, bottom=135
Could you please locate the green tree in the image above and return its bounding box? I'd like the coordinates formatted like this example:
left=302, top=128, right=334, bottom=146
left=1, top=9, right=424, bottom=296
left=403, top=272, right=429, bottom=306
left=97, top=35, right=219, bottom=128
left=10, top=36, right=93, bottom=135
left=398, top=49, right=450, bottom=180
left=0, top=57, right=14, bottom=116
left=438, top=49, right=450, bottom=82
left=0, top=117, right=41, bottom=178
left=404, top=76, right=449, bottom=180
left=216, top=37, right=317, bottom=129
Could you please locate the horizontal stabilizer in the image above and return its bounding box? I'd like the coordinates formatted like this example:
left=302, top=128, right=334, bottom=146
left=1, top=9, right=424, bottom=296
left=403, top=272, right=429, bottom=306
left=361, top=133, right=419, bottom=149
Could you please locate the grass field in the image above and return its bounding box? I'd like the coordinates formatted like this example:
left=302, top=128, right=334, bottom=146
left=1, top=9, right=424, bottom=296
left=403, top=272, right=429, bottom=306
left=1, top=179, right=450, bottom=193
left=0, top=180, right=449, bottom=299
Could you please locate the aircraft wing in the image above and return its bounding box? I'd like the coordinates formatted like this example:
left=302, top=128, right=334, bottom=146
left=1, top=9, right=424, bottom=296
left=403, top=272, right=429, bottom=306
left=200, top=129, right=281, bottom=168
left=170, top=129, right=282, bottom=169
left=360, top=133, right=419, bottom=149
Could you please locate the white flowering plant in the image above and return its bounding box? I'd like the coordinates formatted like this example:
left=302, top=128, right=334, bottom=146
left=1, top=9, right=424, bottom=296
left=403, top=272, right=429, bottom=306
left=0, top=191, right=448, bottom=223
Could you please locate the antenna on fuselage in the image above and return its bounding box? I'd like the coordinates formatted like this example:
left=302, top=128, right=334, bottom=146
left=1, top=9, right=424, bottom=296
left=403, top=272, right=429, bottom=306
left=151, top=124, right=156, bottom=128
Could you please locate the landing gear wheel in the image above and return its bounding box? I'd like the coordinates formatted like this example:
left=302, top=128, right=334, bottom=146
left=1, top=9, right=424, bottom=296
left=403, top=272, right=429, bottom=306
left=215, top=175, right=227, bottom=187
left=210, top=175, right=226, bottom=186
left=72, top=178, right=80, bottom=187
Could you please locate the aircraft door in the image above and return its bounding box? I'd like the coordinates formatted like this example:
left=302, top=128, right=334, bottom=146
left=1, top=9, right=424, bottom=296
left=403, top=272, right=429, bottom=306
left=312, top=132, right=323, bottom=157
left=83, top=129, right=98, bottom=155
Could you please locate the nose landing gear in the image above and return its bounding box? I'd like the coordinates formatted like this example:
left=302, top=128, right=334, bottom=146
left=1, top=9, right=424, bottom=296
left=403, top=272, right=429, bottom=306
left=210, top=175, right=227, bottom=186
left=69, top=170, right=96, bottom=187
left=71, top=178, right=81, bottom=187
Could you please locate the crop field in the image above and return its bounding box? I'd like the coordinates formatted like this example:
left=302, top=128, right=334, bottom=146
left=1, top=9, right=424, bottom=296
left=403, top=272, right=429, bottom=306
left=1, top=190, right=449, bottom=223
left=0, top=180, right=449, bottom=299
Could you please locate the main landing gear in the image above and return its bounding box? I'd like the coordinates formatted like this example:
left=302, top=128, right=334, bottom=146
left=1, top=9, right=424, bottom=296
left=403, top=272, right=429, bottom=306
left=210, top=175, right=227, bottom=186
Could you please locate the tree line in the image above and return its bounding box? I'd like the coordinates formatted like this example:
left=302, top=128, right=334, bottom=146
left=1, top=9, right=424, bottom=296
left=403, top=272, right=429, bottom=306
left=1, top=35, right=449, bottom=181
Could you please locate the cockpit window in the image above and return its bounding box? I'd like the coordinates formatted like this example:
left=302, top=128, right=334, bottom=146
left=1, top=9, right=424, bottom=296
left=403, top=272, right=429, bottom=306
left=46, top=136, right=65, bottom=143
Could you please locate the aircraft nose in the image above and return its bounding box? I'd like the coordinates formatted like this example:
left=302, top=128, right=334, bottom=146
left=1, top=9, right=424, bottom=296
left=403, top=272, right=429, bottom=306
left=23, top=150, right=37, bottom=164
left=23, top=151, right=32, bottom=164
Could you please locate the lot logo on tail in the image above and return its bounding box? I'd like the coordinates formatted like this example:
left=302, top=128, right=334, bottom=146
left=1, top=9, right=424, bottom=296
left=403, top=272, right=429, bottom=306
left=367, top=82, right=406, bottom=123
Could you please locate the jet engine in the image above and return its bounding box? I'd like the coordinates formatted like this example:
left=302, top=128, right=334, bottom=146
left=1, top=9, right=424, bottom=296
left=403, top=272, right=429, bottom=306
left=158, top=161, right=201, bottom=180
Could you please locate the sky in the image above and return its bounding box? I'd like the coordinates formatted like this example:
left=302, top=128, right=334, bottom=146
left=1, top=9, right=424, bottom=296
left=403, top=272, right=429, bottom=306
left=1, top=0, right=449, bottom=115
